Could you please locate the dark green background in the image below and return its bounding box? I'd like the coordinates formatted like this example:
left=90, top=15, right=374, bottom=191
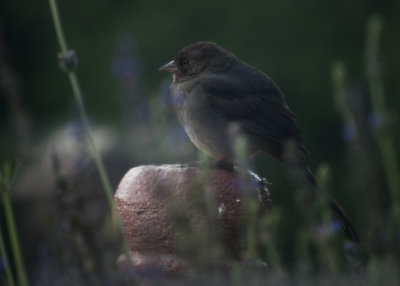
left=2, top=0, right=399, bottom=160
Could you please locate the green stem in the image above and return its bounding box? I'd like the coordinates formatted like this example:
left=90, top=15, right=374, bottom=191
left=2, top=191, right=28, bottom=286
left=366, top=16, right=400, bottom=213
left=68, top=73, right=115, bottom=210
left=49, top=0, right=68, bottom=54
left=0, top=224, right=15, bottom=286
left=376, top=134, right=400, bottom=209
left=48, top=0, right=115, bottom=214
left=48, top=1, right=132, bottom=264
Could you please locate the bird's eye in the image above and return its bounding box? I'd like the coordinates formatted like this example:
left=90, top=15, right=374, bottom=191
left=181, top=58, right=189, bottom=66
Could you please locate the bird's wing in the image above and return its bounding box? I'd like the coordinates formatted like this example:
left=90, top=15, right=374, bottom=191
left=197, top=73, right=307, bottom=159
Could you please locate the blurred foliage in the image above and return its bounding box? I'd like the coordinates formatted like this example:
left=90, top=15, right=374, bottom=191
left=0, top=0, right=399, bottom=285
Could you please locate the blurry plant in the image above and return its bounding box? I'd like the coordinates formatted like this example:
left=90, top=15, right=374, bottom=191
left=331, top=17, right=400, bottom=286
left=0, top=225, right=15, bottom=286
left=0, top=28, right=32, bottom=160
left=331, top=62, right=356, bottom=142
left=262, top=206, right=283, bottom=270
left=48, top=0, right=116, bottom=219
left=365, top=257, right=400, bottom=286
left=332, top=14, right=400, bottom=248
left=365, top=16, right=400, bottom=217
left=111, top=36, right=144, bottom=118
left=0, top=162, right=28, bottom=286
left=314, top=164, right=340, bottom=271
left=51, top=148, right=100, bottom=284
left=47, top=2, right=135, bottom=283
left=232, top=128, right=251, bottom=169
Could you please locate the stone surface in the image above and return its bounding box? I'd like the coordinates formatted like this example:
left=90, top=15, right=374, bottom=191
left=114, top=164, right=271, bottom=274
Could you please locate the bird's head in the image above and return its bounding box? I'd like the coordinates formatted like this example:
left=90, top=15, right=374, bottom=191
left=159, top=41, right=234, bottom=81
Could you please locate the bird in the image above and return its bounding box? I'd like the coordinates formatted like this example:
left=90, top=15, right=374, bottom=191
left=159, top=41, right=359, bottom=242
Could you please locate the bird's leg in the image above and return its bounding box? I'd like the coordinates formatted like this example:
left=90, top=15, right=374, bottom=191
left=246, top=170, right=272, bottom=211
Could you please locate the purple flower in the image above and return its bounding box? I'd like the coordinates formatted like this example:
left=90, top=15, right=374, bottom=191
left=134, top=101, right=150, bottom=121
left=66, top=119, right=85, bottom=140
left=0, top=256, right=7, bottom=274
left=111, top=58, right=136, bottom=79
left=159, top=79, right=173, bottom=109
left=331, top=220, right=342, bottom=233
left=367, top=111, right=383, bottom=130
left=341, top=125, right=356, bottom=141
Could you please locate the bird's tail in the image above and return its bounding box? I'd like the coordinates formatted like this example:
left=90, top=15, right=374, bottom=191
left=301, top=165, right=359, bottom=243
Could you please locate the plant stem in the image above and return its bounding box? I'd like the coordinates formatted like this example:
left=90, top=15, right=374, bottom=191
left=48, top=1, right=132, bottom=265
left=2, top=192, right=28, bottom=286
left=366, top=16, right=400, bottom=214
left=68, top=73, right=115, bottom=211
left=48, top=0, right=115, bottom=214
left=0, top=162, right=28, bottom=286
left=1, top=163, right=28, bottom=286
left=0, top=224, right=15, bottom=286
left=49, top=0, right=68, bottom=54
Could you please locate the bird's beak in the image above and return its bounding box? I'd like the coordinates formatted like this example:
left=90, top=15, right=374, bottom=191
left=159, top=60, right=178, bottom=72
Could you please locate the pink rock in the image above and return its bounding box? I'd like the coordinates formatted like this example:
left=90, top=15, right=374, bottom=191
left=115, top=164, right=270, bottom=274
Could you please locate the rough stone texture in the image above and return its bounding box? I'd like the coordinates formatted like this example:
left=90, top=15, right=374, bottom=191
left=114, top=164, right=271, bottom=275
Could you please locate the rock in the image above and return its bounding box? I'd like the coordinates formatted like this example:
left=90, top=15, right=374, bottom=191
left=114, top=164, right=271, bottom=275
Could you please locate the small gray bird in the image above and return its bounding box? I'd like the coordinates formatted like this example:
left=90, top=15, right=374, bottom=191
left=160, top=41, right=359, bottom=242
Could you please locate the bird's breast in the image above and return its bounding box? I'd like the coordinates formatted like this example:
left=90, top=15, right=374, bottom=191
left=173, top=84, right=234, bottom=161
